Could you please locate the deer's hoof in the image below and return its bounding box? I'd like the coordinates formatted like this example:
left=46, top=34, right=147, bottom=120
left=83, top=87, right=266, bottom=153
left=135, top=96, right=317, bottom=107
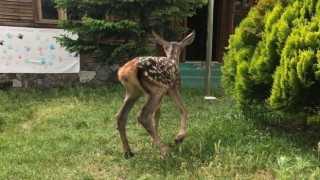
left=161, top=148, right=171, bottom=159
left=124, top=151, right=134, bottom=159
left=174, top=135, right=185, bottom=145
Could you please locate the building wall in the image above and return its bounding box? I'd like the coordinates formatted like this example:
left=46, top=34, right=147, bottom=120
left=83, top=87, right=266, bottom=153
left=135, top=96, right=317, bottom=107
left=0, top=0, right=121, bottom=89
left=0, top=0, right=34, bottom=27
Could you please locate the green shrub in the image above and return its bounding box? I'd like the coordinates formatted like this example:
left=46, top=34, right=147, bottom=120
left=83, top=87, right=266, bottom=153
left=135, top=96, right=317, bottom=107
left=222, top=0, right=320, bottom=116
left=222, top=0, right=281, bottom=104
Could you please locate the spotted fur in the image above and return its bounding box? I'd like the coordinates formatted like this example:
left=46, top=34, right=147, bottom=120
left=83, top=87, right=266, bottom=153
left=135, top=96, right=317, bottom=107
left=137, top=56, right=179, bottom=87
left=116, top=31, right=195, bottom=158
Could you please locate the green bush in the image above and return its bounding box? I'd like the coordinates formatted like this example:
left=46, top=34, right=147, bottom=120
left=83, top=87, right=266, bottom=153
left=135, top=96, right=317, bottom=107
left=222, top=0, right=320, bottom=115
left=222, top=0, right=281, bottom=102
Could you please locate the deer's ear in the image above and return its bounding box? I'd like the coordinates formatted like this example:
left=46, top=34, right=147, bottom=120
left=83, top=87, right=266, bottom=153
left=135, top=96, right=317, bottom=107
left=152, top=31, right=170, bottom=48
left=178, top=30, right=195, bottom=47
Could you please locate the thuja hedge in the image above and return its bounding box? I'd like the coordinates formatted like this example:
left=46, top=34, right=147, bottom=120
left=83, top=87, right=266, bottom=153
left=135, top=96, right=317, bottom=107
left=222, top=0, right=320, bottom=115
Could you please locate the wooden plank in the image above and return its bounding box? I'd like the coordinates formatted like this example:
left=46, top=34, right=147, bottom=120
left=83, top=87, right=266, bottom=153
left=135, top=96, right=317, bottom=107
left=0, top=3, right=32, bottom=7
left=0, top=10, right=33, bottom=15
left=0, top=6, right=32, bottom=9
left=0, top=14, right=33, bottom=18
left=0, top=18, right=32, bottom=22
left=0, top=4, right=32, bottom=11
left=0, top=13, right=33, bottom=17
left=0, top=2, right=32, bottom=5
left=0, top=1, right=31, bottom=4
left=0, top=21, right=34, bottom=27
left=0, top=9, right=33, bottom=14
left=1, top=0, right=32, bottom=3
left=0, top=16, right=33, bottom=20
left=0, top=11, right=33, bottom=16
left=0, top=4, right=32, bottom=8
left=0, top=0, right=34, bottom=26
left=0, top=16, right=33, bottom=21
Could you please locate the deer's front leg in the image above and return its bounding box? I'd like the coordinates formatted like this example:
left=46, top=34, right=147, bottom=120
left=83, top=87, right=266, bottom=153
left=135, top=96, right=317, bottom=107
left=137, top=94, right=170, bottom=158
left=116, top=94, right=140, bottom=158
left=167, top=89, right=188, bottom=144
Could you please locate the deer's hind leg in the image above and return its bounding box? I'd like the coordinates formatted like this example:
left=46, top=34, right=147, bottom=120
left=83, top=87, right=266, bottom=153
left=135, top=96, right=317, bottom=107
left=167, top=88, right=188, bottom=144
left=116, top=85, right=142, bottom=158
left=149, top=108, right=161, bottom=146
left=153, top=108, right=161, bottom=133
left=137, top=91, right=170, bottom=158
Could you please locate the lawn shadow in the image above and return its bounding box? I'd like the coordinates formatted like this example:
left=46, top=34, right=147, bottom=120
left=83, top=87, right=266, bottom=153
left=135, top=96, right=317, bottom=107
left=125, top=109, right=320, bottom=177
left=126, top=145, right=210, bottom=177
left=4, top=83, right=123, bottom=104
left=123, top=91, right=228, bottom=177
left=125, top=127, right=218, bottom=177
left=0, top=115, right=5, bottom=132
left=246, top=110, right=320, bottom=152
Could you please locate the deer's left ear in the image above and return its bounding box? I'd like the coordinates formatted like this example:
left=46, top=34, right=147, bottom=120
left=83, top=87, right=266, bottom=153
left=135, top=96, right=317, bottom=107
left=152, top=31, right=170, bottom=48
left=178, top=30, right=195, bottom=47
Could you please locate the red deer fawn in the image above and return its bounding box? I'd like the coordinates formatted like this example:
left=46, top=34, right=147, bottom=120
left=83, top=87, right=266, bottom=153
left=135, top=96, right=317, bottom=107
left=116, top=31, right=195, bottom=158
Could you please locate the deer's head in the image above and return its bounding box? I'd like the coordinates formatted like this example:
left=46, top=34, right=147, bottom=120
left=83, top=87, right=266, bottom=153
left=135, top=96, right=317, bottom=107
left=152, top=31, right=195, bottom=64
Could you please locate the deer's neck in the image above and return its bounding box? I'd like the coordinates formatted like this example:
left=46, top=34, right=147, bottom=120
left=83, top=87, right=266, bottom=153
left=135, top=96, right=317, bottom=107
left=167, top=45, right=176, bottom=60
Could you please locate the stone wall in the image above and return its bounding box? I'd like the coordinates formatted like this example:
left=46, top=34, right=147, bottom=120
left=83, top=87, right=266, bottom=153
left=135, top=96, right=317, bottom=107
left=0, top=61, right=120, bottom=89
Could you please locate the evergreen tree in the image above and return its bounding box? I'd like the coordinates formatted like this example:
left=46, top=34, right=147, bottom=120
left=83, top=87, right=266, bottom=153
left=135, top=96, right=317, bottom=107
left=54, top=0, right=207, bottom=64
left=222, top=0, right=320, bottom=116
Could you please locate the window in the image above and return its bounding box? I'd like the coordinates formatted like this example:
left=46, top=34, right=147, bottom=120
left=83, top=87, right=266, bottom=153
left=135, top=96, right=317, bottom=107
left=231, top=0, right=257, bottom=30
left=235, top=0, right=251, bottom=12
left=35, top=0, right=66, bottom=24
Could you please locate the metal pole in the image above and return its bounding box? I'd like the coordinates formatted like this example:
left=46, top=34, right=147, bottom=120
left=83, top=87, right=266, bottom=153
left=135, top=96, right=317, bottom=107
left=204, top=0, right=215, bottom=98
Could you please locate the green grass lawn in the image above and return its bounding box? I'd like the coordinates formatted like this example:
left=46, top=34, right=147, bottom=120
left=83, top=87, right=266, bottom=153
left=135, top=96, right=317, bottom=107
left=0, top=84, right=319, bottom=179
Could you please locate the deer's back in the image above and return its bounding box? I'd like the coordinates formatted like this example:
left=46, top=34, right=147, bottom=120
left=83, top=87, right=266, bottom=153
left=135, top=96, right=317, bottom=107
left=118, top=57, right=181, bottom=92
left=137, top=56, right=179, bottom=87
